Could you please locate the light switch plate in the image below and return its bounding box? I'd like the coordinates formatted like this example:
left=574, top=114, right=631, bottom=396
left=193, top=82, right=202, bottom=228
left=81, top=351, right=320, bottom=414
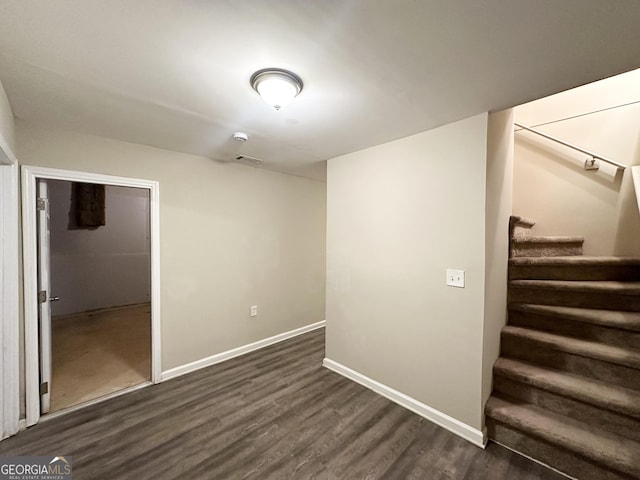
left=446, top=269, right=465, bottom=288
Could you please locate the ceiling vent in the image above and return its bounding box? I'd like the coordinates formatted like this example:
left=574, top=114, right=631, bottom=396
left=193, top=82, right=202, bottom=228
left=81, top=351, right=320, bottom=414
left=234, top=155, right=263, bottom=166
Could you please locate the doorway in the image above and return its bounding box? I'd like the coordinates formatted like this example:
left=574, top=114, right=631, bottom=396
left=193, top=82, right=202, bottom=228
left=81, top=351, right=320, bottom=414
left=45, top=179, right=152, bottom=412
left=22, top=166, right=161, bottom=426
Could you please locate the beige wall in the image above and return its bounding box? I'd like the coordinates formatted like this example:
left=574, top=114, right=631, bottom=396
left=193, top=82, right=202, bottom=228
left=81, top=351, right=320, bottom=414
left=0, top=79, right=20, bottom=424
left=16, top=121, right=327, bottom=372
left=514, top=69, right=640, bottom=256
left=325, top=113, right=488, bottom=430
left=481, top=109, right=513, bottom=419
left=0, top=79, right=15, bottom=155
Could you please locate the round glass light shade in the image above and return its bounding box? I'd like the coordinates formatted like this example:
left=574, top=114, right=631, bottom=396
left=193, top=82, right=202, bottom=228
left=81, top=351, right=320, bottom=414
left=250, top=69, right=303, bottom=111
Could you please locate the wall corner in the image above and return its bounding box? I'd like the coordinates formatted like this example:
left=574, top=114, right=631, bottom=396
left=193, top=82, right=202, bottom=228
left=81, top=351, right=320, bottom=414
left=481, top=109, right=514, bottom=425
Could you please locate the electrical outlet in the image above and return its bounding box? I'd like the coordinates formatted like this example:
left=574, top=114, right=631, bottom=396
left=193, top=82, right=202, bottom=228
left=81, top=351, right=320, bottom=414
left=446, top=269, right=465, bottom=288
left=250, top=305, right=258, bottom=317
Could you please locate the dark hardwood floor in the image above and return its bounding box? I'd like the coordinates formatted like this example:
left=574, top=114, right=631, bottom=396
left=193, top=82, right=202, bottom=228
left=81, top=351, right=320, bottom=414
left=0, top=328, right=564, bottom=479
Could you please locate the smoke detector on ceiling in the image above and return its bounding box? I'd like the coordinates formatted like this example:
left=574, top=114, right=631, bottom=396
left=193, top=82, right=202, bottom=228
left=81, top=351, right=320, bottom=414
left=232, top=132, right=249, bottom=142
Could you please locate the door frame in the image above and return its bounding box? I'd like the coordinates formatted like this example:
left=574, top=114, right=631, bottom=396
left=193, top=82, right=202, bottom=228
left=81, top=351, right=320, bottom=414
left=36, top=179, right=52, bottom=414
left=0, top=139, right=20, bottom=440
left=22, top=166, right=161, bottom=427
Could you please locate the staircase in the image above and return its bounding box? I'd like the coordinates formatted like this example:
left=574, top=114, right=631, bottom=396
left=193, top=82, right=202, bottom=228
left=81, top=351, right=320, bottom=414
left=486, top=216, right=640, bottom=480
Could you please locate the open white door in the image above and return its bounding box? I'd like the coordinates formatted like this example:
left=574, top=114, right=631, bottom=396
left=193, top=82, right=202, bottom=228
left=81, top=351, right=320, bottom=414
left=36, top=179, right=52, bottom=414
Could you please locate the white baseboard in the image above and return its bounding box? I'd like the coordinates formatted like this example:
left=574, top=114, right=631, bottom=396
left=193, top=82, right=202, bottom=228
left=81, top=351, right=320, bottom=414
left=322, top=358, right=487, bottom=448
left=162, top=320, right=326, bottom=382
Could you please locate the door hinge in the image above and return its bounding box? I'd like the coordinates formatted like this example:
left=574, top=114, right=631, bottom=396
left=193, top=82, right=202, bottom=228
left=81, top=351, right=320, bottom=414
left=36, top=198, right=47, bottom=211
left=40, top=382, right=49, bottom=395
left=38, top=290, right=47, bottom=303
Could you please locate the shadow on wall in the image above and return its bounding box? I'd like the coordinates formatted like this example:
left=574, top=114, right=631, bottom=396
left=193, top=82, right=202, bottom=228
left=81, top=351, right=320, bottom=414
left=513, top=132, right=632, bottom=256
left=517, top=134, right=623, bottom=194
left=614, top=132, right=640, bottom=256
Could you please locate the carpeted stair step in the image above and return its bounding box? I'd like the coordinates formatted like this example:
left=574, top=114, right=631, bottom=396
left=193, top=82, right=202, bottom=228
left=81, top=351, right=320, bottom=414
left=510, top=236, right=583, bottom=258
left=509, top=304, right=640, bottom=350
left=493, top=358, right=640, bottom=441
left=509, top=280, right=640, bottom=311
left=509, top=215, right=536, bottom=237
left=509, top=256, right=640, bottom=281
left=501, top=326, right=640, bottom=390
left=486, top=396, right=640, bottom=480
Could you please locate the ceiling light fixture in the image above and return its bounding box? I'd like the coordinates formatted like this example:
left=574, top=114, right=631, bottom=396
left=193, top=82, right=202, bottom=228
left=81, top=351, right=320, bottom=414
left=250, top=68, right=303, bottom=111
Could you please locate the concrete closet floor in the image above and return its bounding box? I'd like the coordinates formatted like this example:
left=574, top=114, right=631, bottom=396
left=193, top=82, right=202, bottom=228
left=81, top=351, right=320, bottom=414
left=50, top=303, right=151, bottom=413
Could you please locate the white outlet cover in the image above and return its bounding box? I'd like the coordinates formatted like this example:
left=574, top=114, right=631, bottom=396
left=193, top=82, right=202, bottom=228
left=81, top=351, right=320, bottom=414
left=250, top=305, right=258, bottom=317
left=446, top=269, right=465, bottom=288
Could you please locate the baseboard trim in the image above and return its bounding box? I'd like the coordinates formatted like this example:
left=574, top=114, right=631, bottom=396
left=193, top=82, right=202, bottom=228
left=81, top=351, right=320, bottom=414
left=322, top=358, right=487, bottom=448
left=162, top=320, right=326, bottom=382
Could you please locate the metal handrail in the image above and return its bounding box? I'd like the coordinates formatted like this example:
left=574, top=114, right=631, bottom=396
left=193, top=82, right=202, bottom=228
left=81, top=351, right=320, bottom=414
left=514, top=122, right=626, bottom=170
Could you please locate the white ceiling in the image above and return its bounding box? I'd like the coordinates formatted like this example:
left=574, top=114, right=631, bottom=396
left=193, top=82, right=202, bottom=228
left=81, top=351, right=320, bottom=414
left=1, top=1, right=640, bottom=180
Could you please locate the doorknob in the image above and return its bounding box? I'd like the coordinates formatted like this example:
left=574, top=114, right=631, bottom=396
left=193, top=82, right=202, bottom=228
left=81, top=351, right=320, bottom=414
left=49, top=296, right=60, bottom=302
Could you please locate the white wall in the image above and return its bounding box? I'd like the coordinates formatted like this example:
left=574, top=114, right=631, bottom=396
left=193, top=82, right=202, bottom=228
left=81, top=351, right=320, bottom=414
left=0, top=78, right=21, bottom=437
left=16, top=121, right=327, bottom=372
left=326, top=113, right=488, bottom=431
left=514, top=69, right=640, bottom=256
left=0, top=79, right=15, bottom=155
left=48, top=180, right=151, bottom=316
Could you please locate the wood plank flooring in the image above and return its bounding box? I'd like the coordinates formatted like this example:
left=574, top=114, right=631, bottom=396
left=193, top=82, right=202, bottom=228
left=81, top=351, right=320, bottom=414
left=51, top=303, right=151, bottom=412
left=0, top=328, right=564, bottom=479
